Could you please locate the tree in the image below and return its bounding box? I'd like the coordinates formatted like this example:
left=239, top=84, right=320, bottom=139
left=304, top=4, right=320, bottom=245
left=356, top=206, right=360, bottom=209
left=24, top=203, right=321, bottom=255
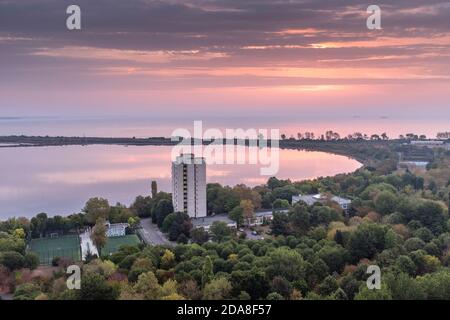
left=207, top=184, right=240, bottom=214
left=83, top=259, right=117, bottom=277
left=109, top=205, right=133, bottom=224
left=134, top=271, right=163, bottom=299
left=229, top=206, right=244, bottom=226
left=84, top=198, right=110, bottom=225
left=311, top=259, right=329, bottom=281
left=131, top=196, right=154, bottom=218
left=332, top=288, right=348, bottom=300
left=161, top=250, right=176, bottom=269
left=151, top=180, right=158, bottom=198
left=266, top=248, right=306, bottom=282
left=272, top=199, right=290, bottom=210
left=161, top=279, right=184, bottom=300
left=266, top=292, right=284, bottom=300
left=166, top=212, right=192, bottom=242
left=13, top=228, right=26, bottom=239
left=202, top=256, right=214, bottom=287
left=385, top=272, right=425, bottom=300
left=413, top=227, right=433, bottom=243
left=272, top=185, right=298, bottom=202
left=290, top=289, right=303, bottom=300
left=395, top=253, right=416, bottom=273
left=354, top=284, right=392, bottom=300
left=413, top=201, right=446, bottom=233
left=422, top=255, right=441, bottom=273
left=77, top=273, right=120, bottom=300
left=238, top=291, right=251, bottom=300
left=317, top=275, right=338, bottom=296
left=153, top=199, right=174, bottom=227
left=91, top=218, right=108, bottom=256
left=416, top=269, right=450, bottom=299
left=240, top=200, right=255, bottom=226
left=289, top=204, right=311, bottom=236
left=230, top=269, right=269, bottom=299
left=348, top=223, right=387, bottom=261
left=210, top=221, right=232, bottom=242
left=30, top=213, right=48, bottom=238
left=162, top=213, right=177, bottom=233
left=233, top=185, right=262, bottom=209
left=405, top=237, right=426, bottom=252
left=311, top=205, right=342, bottom=226
left=179, top=280, right=202, bottom=300
left=374, top=191, right=397, bottom=215
left=271, top=212, right=291, bottom=236
left=0, top=251, right=24, bottom=271
left=334, top=230, right=344, bottom=245
left=24, top=252, right=39, bottom=270
left=267, top=177, right=290, bottom=190
left=318, top=245, right=348, bottom=273
left=127, top=216, right=140, bottom=230
left=0, top=232, right=25, bottom=253
left=203, top=277, right=232, bottom=300
left=271, top=276, right=292, bottom=298
left=340, top=275, right=360, bottom=300
left=14, top=283, right=41, bottom=300
left=190, top=227, right=209, bottom=244
left=128, top=258, right=154, bottom=282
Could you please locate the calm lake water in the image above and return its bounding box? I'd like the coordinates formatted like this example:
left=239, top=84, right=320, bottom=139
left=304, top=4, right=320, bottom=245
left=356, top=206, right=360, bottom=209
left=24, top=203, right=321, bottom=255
left=0, top=145, right=361, bottom=219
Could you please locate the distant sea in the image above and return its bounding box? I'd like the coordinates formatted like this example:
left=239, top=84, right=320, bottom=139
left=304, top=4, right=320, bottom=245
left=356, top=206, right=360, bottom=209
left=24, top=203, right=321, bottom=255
left=0, top=115, right=448, bottom=138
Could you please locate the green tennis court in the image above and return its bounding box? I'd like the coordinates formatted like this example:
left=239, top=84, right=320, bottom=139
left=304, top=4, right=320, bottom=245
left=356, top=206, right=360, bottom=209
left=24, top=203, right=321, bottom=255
left=102, top=235, right=141, bottom=256
left=29, top=235, right=81, bottom=265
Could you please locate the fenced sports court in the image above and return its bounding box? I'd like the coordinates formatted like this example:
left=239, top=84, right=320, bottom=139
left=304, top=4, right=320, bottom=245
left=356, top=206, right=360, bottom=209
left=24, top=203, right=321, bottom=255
left=29, top=234, right=81, bottom=265
left=102, top=234, right=141, bottom=256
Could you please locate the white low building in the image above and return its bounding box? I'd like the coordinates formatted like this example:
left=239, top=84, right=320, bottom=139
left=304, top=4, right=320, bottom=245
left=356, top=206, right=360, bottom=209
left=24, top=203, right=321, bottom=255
left=330, top=195, right=352, bottom=212
left=192, top=214, right=237, bottom=232
left=292, top=194, right=351, bottom=214
left=247, top=210, right=279, bottom=226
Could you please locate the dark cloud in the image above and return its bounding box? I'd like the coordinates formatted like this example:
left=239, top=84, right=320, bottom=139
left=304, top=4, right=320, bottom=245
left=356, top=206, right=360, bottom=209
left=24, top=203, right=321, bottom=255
left=0, top=0, right=449, bottom=117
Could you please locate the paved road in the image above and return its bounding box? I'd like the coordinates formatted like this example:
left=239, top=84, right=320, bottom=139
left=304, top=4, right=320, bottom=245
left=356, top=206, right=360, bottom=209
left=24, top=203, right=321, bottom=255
left=138, top=218, right=174, bottom=246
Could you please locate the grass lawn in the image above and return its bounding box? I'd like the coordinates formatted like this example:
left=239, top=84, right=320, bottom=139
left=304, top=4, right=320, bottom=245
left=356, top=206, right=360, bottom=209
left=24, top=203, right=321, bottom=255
left=102, top=234, right=141, bottom=256
left=29, top=235, right=81, bottom=265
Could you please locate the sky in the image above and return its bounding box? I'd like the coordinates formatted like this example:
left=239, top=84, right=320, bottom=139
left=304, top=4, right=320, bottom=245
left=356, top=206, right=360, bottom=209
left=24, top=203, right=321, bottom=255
left=0, top=0, right=450, bottom=119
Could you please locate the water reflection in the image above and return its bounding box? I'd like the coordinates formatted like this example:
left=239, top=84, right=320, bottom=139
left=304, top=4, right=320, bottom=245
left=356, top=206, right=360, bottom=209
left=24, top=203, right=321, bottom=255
left=0, top=145, right=361, bottom=218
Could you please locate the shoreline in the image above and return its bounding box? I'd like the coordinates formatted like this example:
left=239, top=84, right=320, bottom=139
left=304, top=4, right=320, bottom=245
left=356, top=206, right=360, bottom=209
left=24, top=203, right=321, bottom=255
left=0, top=135, right=396, bottom=165
left=0, top=136, right=409, bottom=220
left=0, top=136, right=374, bottom=220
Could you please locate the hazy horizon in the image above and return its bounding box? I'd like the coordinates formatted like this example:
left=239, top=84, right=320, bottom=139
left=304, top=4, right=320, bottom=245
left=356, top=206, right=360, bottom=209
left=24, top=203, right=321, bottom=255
left=0, top=115, right=448, bottom=139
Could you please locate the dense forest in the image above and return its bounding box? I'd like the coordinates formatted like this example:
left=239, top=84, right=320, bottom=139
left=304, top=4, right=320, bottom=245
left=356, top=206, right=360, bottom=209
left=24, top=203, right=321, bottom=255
left=1, top=145, right=450, bottom=300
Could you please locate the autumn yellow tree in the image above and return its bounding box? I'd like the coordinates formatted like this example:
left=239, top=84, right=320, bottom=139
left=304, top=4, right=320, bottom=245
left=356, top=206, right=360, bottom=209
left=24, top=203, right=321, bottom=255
left=161, top=249, right=176, bottom=269
left=240, top=200, right=255, bottom=226
left=233, top=184, right=262, bottom=209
